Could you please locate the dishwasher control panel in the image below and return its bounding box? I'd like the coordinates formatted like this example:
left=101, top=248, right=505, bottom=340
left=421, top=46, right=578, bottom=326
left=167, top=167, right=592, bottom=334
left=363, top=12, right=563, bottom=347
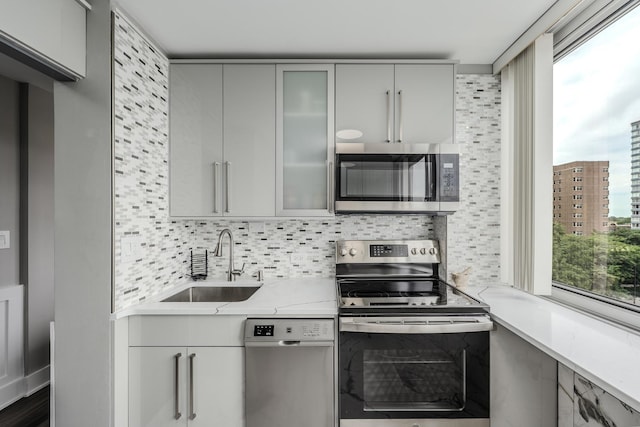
left=245, top=319, right=334, bottom=342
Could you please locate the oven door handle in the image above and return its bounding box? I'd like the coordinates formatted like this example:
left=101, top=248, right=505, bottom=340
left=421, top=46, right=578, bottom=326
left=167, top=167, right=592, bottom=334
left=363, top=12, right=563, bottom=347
left=339, top=316, right=493, bottom=334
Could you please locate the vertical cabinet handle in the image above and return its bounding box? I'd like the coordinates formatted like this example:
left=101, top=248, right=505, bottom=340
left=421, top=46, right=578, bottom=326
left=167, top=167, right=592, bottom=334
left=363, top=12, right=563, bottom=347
left=225, top=161, right=231, bottom=213
left=174, top=353, right=182, bottom=420
left=213, top=162, right=221, bottom=213
left=397, top=90, right=403, bottom=143
left=327, top=161, right=334, bottom=213
left=385, top=90, right=392, bottom=143
left=189, top=353, right=196, bottom=420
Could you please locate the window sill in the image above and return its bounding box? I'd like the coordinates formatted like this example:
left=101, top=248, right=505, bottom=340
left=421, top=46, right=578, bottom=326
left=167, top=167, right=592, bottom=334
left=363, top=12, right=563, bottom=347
left=466, top=285, right=640, bottom=412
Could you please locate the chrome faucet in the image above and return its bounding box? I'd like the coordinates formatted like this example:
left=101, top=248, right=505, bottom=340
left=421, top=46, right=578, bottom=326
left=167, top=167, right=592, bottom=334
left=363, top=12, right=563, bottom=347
left=214, top=228, right=245, bottom=281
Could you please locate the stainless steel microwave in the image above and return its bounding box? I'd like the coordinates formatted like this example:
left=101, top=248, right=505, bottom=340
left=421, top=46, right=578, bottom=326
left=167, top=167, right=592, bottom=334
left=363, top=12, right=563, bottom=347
left=334, top=143, right=459, bottom=214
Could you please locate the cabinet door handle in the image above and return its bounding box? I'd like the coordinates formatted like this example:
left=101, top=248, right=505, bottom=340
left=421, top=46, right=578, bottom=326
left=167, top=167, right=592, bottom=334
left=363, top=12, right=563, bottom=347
left=213, top=162, right=221, bottom=213
left=386, top=90, right=392, bottom=143
left=397, top=90, right=403, bottom=143
left=225, top=161, right=231, bottom=213
left=174, top=353, right=182, bottom=420
left=189, top=353, right=197, bottom=420
left=327, top=161, right=334, bottom=213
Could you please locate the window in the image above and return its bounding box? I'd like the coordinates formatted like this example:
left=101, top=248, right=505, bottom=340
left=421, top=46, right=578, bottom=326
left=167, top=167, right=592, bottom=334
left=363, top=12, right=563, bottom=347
left=553, top=4, right=640, bottom=312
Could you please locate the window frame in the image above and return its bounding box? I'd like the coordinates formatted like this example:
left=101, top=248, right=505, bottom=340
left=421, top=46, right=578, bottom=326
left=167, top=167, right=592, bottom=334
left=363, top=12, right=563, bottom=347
left=547, top=0, right=640, bottom=331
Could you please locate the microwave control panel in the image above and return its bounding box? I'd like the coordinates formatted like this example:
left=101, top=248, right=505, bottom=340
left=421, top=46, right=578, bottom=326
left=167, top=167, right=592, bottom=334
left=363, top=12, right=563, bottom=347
left=439, top=153, right=460, bottom=202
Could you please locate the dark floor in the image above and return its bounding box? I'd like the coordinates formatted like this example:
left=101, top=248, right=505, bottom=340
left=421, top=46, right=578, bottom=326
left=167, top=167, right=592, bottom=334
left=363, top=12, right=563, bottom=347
left=0, top=386, right=49, bottom=427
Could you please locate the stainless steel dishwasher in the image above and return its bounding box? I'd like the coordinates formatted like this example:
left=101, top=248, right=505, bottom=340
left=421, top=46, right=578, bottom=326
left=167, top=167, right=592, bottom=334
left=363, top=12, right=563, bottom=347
left=244, top=318, right=335, bottom=427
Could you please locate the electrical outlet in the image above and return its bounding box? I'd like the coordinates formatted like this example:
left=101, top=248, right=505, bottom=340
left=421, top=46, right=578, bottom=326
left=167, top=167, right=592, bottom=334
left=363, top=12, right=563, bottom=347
left=0, top=231, right=9, bottom=249
left=121, top=236, right=143, bottom=261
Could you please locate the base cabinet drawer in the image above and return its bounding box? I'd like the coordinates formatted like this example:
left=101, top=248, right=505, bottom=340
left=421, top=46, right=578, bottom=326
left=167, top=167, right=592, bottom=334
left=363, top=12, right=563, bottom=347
left=129, top=346, right=245, bottom=427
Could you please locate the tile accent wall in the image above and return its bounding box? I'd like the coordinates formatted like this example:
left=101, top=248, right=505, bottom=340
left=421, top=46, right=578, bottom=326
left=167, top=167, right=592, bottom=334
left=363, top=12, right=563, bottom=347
left=112, top=12, right=503, bottom=310
left=446, top=74, right=502, bottom=285
left=113, top=11, right=192, bottom=310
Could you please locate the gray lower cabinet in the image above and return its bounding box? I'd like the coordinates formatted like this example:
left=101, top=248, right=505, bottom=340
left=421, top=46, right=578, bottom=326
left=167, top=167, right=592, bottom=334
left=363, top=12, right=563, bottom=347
left=128, top=346, right=244, bottom=427
left=335, top=63, right=455, bottom=144
left=127, top=315, right=247, bottom=427
left=169, top=63, right=275, bottom=217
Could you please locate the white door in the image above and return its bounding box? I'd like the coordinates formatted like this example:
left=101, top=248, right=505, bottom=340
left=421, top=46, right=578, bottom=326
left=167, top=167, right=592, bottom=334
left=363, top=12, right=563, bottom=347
left=394, top=64, right=455, bottom=144
left=335, top=64, right=395, bottom=144
left=189, top=347, right=245, bottom=427
left=129, top=347, right=187, bottom=427
left=169, top=64, right=224, bottom=216
left=223, top=64, right=276, bottom=216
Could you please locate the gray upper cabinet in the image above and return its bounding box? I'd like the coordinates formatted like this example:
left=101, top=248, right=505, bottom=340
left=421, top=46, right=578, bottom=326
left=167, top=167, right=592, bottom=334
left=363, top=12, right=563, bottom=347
left=169, top=63, right=276, bottom=217
left=169, top=64, right=223, bottom=217
left=223, top=64, right=276, bottom=217
left=336, top=63, right=456, bottom=144
left=276, top=64, right=335, bottom=216
left=335, top=64, right=394, bottom=144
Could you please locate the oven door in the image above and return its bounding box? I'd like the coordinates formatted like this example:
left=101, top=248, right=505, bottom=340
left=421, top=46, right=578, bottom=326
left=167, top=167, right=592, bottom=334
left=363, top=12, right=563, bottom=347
left=339, top=317, right=491, bottom=427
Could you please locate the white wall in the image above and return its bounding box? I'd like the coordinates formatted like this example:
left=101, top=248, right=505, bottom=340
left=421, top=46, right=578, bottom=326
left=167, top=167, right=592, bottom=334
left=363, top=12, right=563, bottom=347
left=53, top=0, right=112, bottom=424
left=0, top=75, right=20, bottom=287
left=24, top=84, right=54, bottom=382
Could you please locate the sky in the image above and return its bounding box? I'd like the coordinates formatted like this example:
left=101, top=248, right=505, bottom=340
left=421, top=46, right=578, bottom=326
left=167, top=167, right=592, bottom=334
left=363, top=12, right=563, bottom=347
left=553, top=5, right=640, bottom=218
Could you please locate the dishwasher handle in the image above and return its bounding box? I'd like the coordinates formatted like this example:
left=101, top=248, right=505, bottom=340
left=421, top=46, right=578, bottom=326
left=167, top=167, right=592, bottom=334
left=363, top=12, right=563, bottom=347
left=245, top=340, right=334, bottom=348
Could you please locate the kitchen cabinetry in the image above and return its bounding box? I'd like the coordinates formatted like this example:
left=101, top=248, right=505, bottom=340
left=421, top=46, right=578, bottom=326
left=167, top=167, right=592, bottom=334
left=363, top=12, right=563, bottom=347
left=129, top=346, right=244, bottom=427
left=169, top=64, right=275, bottom=217
left=169, top=64, right=223, bottom=217
left=127, top=315, right=246, bottom=427
left=0, top=0, right=87, bottom=79
left=276, top=64, right=334, bottom=216
left=335, top=63, right=455, bottom=144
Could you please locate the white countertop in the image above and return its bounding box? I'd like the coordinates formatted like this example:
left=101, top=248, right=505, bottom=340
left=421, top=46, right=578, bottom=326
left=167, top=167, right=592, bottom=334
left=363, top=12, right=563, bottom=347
left=112, top=277, right=338, bottom=319
left=465, top=285, right=640, bottom=412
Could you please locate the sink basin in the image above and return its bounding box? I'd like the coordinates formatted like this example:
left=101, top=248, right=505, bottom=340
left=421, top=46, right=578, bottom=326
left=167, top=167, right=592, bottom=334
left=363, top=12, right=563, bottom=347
left=161, top=286, right=261, bottom=303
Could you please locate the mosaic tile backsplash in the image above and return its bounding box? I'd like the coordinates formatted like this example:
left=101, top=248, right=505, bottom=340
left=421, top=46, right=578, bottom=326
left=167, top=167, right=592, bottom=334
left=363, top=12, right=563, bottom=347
left=446, top=74, right=502, bottom=285
left=112, top=12, right=503, bottom=310
left=113, top=12, right=192, bottom=310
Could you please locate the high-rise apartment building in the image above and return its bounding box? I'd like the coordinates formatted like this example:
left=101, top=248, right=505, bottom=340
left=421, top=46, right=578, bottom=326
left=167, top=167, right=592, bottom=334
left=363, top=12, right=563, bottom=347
left=631, top=120, right=640, bottom=229
left=553, top=161, right=610, bottom=235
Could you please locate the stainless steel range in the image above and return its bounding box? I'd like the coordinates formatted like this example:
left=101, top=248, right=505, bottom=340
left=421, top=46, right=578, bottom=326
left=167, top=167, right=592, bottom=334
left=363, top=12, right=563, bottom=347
left=336, top=239, right=492, bottom=427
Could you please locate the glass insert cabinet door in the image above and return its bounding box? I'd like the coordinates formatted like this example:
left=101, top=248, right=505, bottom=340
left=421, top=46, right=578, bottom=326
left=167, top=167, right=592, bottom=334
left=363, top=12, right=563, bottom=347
left=276, top=64, right=335, bottom=216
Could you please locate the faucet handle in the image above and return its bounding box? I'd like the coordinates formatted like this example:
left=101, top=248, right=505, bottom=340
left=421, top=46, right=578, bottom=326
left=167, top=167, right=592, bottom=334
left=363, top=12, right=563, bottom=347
left=231, top=263, right=246, bottom=279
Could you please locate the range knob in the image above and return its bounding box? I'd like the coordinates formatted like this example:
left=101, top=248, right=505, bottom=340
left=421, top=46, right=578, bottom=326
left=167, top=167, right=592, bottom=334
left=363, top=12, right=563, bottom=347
left=349, top=248, right=358, bottom=257
left=411, top=248, right=417, bottom=255
left=420, top=248, right=426, bottom=255
left=340, top=248, right=348, bottom=257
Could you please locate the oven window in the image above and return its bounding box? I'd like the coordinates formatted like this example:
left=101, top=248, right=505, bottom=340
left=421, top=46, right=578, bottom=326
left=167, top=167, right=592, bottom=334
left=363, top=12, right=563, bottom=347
left=339, top=330, right=489, bottom=420
left=363, top=349, right=465, bottom=411
left=337, top=154, right=434, bottom=201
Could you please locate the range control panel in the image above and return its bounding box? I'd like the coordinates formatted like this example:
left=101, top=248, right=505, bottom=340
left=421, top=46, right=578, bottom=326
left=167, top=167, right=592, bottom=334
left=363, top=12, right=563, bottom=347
left=245, top=319, right=334, bottom=342
left=336, top=239, right=440, bottom=264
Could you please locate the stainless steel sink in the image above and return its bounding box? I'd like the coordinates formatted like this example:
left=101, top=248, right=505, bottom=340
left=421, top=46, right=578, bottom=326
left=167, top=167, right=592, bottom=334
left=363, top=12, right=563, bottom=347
left=161, top=286, right=260, bottom=303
